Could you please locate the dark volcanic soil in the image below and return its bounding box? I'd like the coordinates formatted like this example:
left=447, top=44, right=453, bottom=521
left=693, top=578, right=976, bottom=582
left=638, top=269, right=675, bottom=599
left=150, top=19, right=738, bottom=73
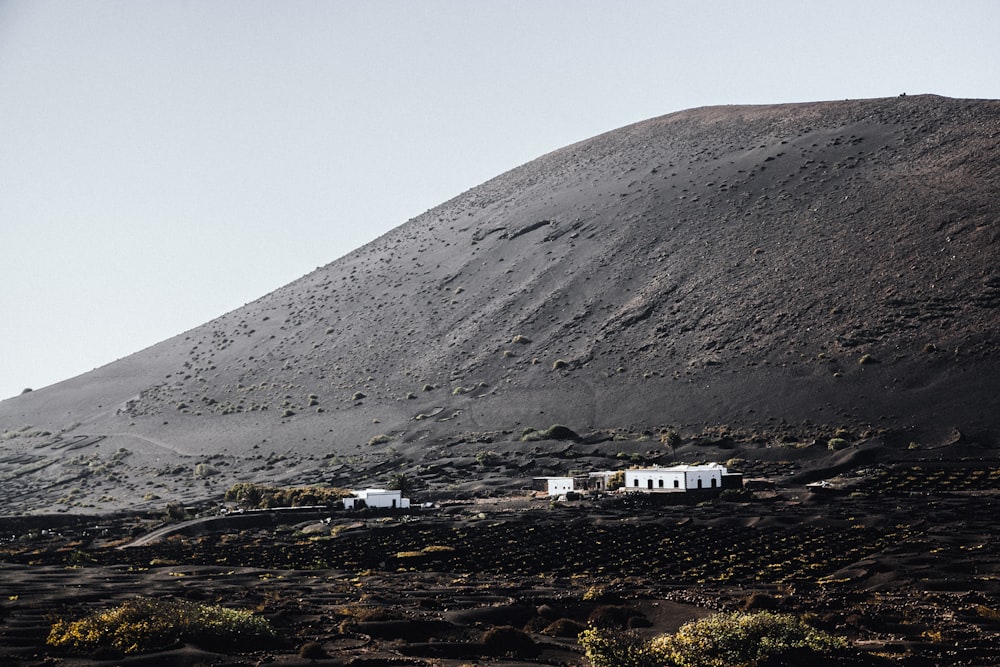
left=2, top=458, right=1000, bottom=666
left=1, top=95, right=1000, bottom=664
left=2, top=94, right=999, bottom=514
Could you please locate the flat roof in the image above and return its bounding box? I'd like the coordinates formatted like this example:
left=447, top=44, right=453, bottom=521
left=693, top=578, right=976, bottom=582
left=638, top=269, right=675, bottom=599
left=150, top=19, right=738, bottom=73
left=627, top=463, right=726, bottom=472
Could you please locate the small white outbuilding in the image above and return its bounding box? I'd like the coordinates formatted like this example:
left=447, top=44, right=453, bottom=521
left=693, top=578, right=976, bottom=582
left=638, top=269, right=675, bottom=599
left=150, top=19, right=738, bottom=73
left=535, top=476, right=576, bottom=496
left=342, top=488, right=410, bottom=509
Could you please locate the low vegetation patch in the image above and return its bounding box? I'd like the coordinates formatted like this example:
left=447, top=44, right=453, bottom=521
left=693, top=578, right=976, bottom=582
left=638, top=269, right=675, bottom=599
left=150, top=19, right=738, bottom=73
left=482, top=625, right=539, bottom=658
left=395, top=544, right=456, bottom=559
left=47, top=596, right=275, bottom=654
left=521, top=424, right=580, bottom=441
left=224, top=482, right=351, bottom=509
left=580, top=611, right=847, bottom=667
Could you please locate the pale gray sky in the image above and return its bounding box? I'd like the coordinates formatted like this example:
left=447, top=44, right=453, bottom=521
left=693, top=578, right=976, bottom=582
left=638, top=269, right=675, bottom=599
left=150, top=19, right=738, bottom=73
left=1, top=0, right=998, bottom=400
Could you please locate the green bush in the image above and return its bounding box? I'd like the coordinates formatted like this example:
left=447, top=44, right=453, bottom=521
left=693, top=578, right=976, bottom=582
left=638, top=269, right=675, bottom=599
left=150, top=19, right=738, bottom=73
left=579, top=627, right=665, bottom=667
left=47, top=597, right=275, bottom=654
left=588, top=605, right=638, bottom=629
left=607, top=470, right=625, bottom=491
left=827, top=438, right=849, bottom=451
left=386, top=472, right=421, bottom=495
left=193, top=462, right=218, bottom=478
left=521, top=424, right=580, bottom=441
left=655, top=611, right=847, bottom=666
left=475, top=450, right=502, bottom=466
left=543, top=617, right=587, bottom=637
left=224, top=482, right=350, bottom=509
left=580, top=611, right=847, bottom=667
left=482, top=625, right=539, bottom=658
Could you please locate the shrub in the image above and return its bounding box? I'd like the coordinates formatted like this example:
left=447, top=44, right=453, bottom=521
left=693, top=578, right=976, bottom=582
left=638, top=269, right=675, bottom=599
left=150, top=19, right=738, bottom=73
left=976, top=605, right=1000, bottom=622
left=579, top=627, right=666, bottom=667
left=607, top=470, right=625, bottom=491
left=336, top=604, right=392, bottom=632
left=482, top=625, right=538, bottom=658
left=521, top=424, right=580, bottom=441
left=164, top=503, right=188, bottom=521
left=224, top=482, right=350, bottom=509
left=588, top=605, right=637, bottom=629
left=47, top=597, right=275, bottom=654
left=652, top=611, right=847, bottom=667
left=475, top=450, right=501, bottom=466
left=741, top=592, right=780, bottom=611
left=827, top=438, right=849, bottom=451
left=299, top=641, right=327, bottom=658
left=580, top=611, right=846, bottom=667
left=193, top=462, right=217, bottom=478
left=660, top=430, right=681, bottom=448
left=544, top=617, right=588, bottom=637
left=420, top=544, right=455, bottom=554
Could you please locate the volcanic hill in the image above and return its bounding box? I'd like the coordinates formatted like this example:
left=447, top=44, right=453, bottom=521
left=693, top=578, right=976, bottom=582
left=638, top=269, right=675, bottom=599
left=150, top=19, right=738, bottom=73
left=2, top=94, right=999, bottom=513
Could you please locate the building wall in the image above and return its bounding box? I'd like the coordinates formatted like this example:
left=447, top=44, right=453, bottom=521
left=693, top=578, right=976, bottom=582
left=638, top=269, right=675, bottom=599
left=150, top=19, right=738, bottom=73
left=684, top=471, right=721, bottom=490
left=623, top=467, right=724, bottom=492
left=624, top=469, right=686, bottom=491
left=546, top=478, right=575, bottom=496
left=343, top=490, right=410, bottom=509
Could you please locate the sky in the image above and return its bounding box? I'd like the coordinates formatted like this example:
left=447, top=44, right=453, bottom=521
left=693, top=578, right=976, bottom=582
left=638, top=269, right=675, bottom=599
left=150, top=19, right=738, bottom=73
left=1, top=0, right=999, bottom=401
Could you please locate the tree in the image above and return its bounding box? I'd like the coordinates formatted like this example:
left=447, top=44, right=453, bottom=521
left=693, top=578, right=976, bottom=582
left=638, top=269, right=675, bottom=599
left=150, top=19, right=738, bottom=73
left=386, top=472, right=420, bottom=496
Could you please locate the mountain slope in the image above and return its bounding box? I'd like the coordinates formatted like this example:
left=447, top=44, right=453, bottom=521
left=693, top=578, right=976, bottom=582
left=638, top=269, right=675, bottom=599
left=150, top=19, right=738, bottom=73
left=3, top=95, right=999, bottom=513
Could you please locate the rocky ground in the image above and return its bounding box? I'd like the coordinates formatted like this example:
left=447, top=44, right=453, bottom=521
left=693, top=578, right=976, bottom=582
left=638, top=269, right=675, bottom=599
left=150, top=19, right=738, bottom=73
left=2, top=95, right=1000, bottom=665
left=2, top=433, right=999, bottom=666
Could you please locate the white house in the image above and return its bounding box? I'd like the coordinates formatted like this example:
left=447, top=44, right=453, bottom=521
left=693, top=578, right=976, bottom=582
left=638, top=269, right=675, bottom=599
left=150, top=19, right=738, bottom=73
left=622, top=463, right=740, bottom=493
left=342, top=488, right=410, bottom=510
left=535, top=476, right=576, bottom=496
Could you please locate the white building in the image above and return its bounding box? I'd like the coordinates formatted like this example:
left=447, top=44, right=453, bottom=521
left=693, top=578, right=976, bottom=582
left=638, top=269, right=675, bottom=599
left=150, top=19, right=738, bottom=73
left=342, top=488, right=410, bottom=509
left=623, top=463, right=739, bottom=493
left=535, top=476, right=576, bottom=496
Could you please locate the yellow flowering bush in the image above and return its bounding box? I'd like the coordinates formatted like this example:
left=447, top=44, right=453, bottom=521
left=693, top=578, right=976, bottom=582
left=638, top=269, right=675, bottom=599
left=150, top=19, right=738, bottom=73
left=47, top=597, right=276, bottom=654
left=580, top=611, right=847, bottom=667
left=654, top=611, right=847, bottom=667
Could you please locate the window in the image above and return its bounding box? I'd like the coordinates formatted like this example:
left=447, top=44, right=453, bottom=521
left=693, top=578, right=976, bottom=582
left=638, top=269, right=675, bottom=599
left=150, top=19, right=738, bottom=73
left=673, top=479, right=680, bottom=488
